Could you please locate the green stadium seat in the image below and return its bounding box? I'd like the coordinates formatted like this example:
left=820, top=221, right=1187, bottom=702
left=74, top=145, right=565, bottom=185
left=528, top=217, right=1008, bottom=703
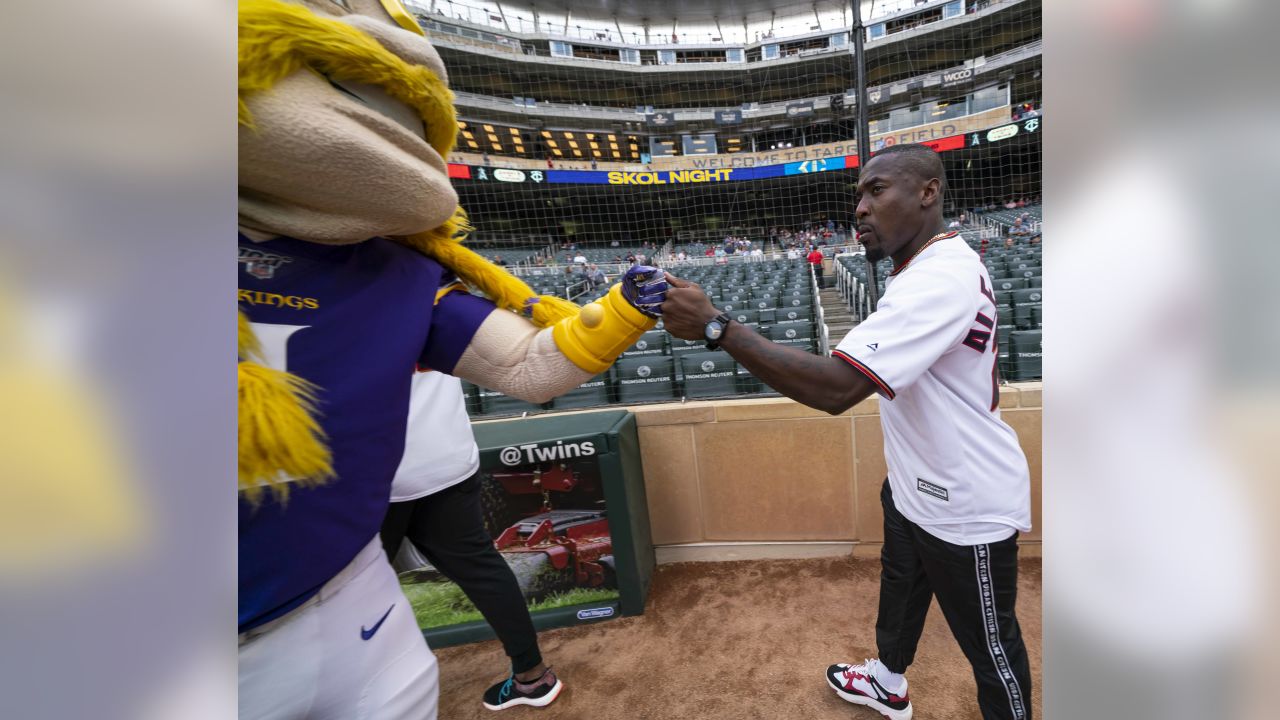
left=1030, top=305, right=1043, bottom=329
left=623, top=329, right=668, bottom=357
left=680, top=351, right=739, bottom=399
left=1025, top=276, right=1041, bottom=288
left=476, top=386, right=547, bottom=416
left=460, top=380, right=483, bottom=416
left=995, top=290, right=1014, bottom=307
left=730, top=308, right=760, bottom=326
left=1018, top=267, right=1042, bottom=280
left=993, top=277, right=1026, bottom=292
left=767, top=323, right=814, bottom=352
left=550, top=370, right=612, bottom=410
left=668, top=334, right=705, bottom=357
left=1008, top=330, right=1042, bottom=380
left=778, top=294, right=810, bottom=308
left=616, top=356, right=677, bottom=403
left=752, top=296, right=778, bottom=311
left=775, top=306, right=813, bottom=325
left=757, top=309, right=778, bottom=326
left=1011, top=288, right=1042, bottom=306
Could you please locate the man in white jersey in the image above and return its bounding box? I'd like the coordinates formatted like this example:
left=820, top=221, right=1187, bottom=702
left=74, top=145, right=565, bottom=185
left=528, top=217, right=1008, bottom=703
left=381, top=371, right=564, bottom=711
left=661, top=144, right=1032, bottom=720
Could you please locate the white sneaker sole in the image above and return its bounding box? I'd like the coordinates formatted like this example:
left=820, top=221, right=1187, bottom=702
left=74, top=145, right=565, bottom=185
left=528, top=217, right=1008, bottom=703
left=483, top=679, right=564, bottom=711
left=826, top=676, right=912, bottom=720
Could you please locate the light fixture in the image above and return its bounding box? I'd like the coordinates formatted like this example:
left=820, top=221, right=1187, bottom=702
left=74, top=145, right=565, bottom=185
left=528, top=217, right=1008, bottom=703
left=509, top=127, right=521, bottom=135
left=565, top=132, right=575, bottom=139
left=456, top=121, right=467, bottom=129
left=608, top=134, right=617, bottom=141
left=589, top=142, right=600, bottom=149
left=488, top=134, right=500, bottom=143
left=568, top=140, right=579, bottom=148
left=483, top=124, right=495, bottom=132
left=541, top=130, right=552, bottom=138
left=553, top=148, right=563, bottom=156
left=547, top=139, right=558, bottom=147
left=573, top=149, right=582, bottom=156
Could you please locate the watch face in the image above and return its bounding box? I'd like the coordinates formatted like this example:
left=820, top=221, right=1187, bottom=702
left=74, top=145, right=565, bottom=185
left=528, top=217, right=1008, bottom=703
left=705, top=321, right=724, bottom=341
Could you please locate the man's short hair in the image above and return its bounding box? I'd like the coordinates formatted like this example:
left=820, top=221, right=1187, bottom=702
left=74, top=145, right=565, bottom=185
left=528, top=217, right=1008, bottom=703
left=870, top=143, right=946, bottom=196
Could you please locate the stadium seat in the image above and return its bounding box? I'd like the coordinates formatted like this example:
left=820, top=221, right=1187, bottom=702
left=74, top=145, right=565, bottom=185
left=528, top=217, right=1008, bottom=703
left=730, top=308, right=760, bottom=326
left=616, top=356, right=677, bottom=403
left=668, top=334, right=705, bottom=357
left=752, top=296, right=778, bottom=311
left=775, top=306, right=813, bottom=325
left=1025, top=276, right=1041, bottom=288
left=1008, top=330, right=1042, bottom=380
left=1011, top=288, right=1042, bottom=306
left=767, top=323, right=814, bottom=352
left=1030, top=304, right=1043, bottom=329
left=993, top=277, right=1027, bottom=292
left=460, top=380, right=483, bottom=416
left=476, top=386, right=547, bottom=416
left=623, top=329, right=668, bottom=357
left=777, top=294, right=810, bottom=308
left=756, top=309, right=778, bottom=326
left=1018, top=267, right=1041, bottom=280
left=551, top=370, right=612, bottom=410
left=680, top=351, right=739, bottom=399
left=995, top=290, right=1014, bottom=307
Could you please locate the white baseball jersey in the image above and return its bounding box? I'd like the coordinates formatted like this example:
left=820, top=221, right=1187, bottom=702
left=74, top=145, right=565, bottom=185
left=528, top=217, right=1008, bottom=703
left=833, top=234, right=1031, bottom=545
left=390, top=371, right=480, bottom=502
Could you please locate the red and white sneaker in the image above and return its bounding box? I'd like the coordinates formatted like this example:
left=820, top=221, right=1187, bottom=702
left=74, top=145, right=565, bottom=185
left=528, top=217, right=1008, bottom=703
left=825, top=659, right=912, bottom=720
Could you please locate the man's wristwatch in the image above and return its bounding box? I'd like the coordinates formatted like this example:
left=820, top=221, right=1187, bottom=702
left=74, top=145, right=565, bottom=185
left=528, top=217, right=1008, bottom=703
left=703, top=312, right=732, bottom=349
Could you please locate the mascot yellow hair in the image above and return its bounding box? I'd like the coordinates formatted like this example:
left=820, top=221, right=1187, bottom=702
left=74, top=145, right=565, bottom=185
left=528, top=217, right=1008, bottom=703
left=238, top=0, right=581, bottom=504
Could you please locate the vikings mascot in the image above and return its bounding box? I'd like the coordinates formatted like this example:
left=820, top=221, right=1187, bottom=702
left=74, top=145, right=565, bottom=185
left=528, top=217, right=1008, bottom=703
left=237, top=2, right=665, bottom=717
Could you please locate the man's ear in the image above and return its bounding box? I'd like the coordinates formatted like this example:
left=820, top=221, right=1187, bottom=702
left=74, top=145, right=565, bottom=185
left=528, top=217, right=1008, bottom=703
left=921, top=177, right=941, bottom=209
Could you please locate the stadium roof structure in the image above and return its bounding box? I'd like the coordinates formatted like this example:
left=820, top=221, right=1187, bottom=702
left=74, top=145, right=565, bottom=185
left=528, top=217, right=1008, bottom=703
left=411, top=0, right=858, bottom=43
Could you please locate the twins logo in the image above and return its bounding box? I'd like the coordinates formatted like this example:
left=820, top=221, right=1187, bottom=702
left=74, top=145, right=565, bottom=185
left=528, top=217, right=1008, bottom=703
left=635, top=340, right=648, bottom=350
left=499, top=440, right=597, bottom=467
left=700, top=360, right=716, bottom=373
left=785, top=329, right=797, bottom=339
left=636, top=365, right=652, bottom=378
left=239, top=248, right=293, bottom=280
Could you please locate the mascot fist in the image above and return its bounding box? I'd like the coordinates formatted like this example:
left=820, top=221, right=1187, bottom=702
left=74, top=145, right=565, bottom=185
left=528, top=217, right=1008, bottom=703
left=620, top=265, right=668, bottom=317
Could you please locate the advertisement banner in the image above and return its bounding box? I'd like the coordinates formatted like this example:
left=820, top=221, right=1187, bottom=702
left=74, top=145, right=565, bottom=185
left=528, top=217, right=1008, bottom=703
left=785, top=101, right=815, bottom=118
left=714, top=109, right=742, bottom=125
left=940, top=65, right=975, bottom=88
left=645, top=111, right=675, bottom=128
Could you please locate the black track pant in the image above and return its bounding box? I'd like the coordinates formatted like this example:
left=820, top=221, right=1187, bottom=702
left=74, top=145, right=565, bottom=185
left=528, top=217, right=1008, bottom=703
left=876, top=480, right=1032, bottom=720
left=381, top=473, right=543, bottom=674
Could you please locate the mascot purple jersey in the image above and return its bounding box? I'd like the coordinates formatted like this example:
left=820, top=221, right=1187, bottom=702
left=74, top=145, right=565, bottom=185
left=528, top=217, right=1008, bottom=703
left=238, top=234, right=492, bottom=630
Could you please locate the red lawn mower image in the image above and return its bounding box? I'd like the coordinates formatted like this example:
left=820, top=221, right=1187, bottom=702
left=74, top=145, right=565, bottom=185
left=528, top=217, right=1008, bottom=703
left=486, top=463, right=617, bottom=598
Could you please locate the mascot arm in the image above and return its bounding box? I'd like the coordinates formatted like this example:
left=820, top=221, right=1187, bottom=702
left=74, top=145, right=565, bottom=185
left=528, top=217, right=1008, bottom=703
left=451, top=283, right=656, bottom=403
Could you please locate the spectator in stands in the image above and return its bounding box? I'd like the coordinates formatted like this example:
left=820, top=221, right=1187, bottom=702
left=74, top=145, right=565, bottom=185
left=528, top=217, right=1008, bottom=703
left=482, top=152, right=491, bottom=166
left=787, top=246, right=801, bottom=260
left=613, top=255, right=624, bottom=263
left=1004, top=198, right=1017, bottom=209
left=625, top=252, right=636, bottom=264
left=610, top=239, right=620, bottom=248
left=590, top=158, right=598, bottom=170
left=1009, top=219, right=1030, bottom=239
left=493, top=255, right=507, bottom=267
left=586, top=264, right=607, bottom=289
left=546, top=156, right=554, bottom=169
left=948, top=218, right=962, bottom=229
left=1004, top=237, right=1016, bottom=249
left=704, top=247, right=715, bottom=258
left=807, top=245, right=825, bottom=285
left=573, top=251, right=587, bottom=265
left=1028, top=233, right=1041, bottom=246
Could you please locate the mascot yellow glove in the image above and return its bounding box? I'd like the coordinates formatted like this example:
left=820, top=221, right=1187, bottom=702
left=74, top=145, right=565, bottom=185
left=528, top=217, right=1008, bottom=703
left=552, top=284, right=657, bottom=374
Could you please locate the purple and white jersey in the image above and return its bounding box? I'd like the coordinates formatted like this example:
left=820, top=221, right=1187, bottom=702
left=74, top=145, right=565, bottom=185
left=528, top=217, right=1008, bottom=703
left=238, top=235, right=493, bottom=631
